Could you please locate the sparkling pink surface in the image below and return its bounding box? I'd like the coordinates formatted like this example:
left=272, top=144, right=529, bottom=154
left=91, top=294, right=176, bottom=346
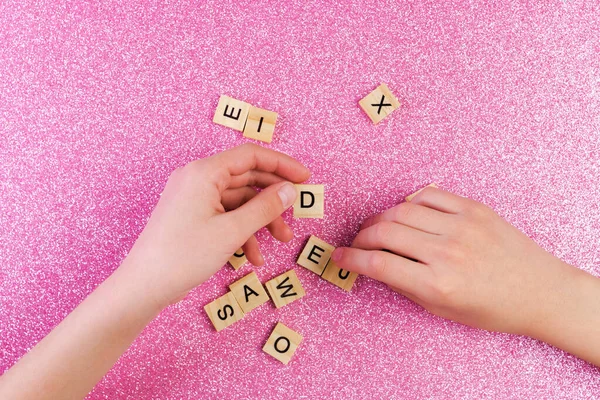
left=2, top=1, right=600, bottom=398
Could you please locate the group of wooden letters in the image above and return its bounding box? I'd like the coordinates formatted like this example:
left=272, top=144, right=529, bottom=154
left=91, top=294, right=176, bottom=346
left=205, top=83, right=401, bottom=365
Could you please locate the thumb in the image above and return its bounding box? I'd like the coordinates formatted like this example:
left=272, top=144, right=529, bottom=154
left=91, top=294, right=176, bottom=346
left=225, top=181, right=297, bottom=239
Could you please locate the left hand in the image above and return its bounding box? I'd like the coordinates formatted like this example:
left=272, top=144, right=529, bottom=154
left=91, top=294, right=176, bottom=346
left=124, top=143, right=310, bottom=307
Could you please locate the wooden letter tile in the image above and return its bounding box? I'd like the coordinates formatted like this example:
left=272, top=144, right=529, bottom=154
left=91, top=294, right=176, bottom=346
left=228, top=248, right=247, bottom=270
left=321, top=259, right=358, bottom=292
left=297, top=235, right=335, bottom=275
left=243, top=106, right=278, bottom=143
left=293, top=184, right=324, bottom=218
left=204, top=291, right=245, bottom=332
left=213, top=95, right=251, bottom=131
left=265, top=270, right=306, bottom=309
left=229, top=271, right=270, bottom=314
left=358, top=83, right=400, bottom=124
left=405, top=183, right=438, bottom=202
left=262, top=322, right=303, bottom=365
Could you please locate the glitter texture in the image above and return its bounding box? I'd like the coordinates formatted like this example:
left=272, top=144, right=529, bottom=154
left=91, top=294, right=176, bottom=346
left=1, top=1, right=600, bottom=399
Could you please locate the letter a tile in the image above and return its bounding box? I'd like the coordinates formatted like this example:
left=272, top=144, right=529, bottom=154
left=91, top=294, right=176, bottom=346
left=293, top=184, right=324, bottom=218
left=263, top=322, right=303, bottom=365
left=213, top=95, right=251, bottom=131
left=297, top=235, right=335, bottom=275
left=204, top=292, right=245, bottom=332
left=358, top=83, right=400, bottom=124
left=229, top=271, right=270, bottom=314
left=265, top=270, right=306, bottom=308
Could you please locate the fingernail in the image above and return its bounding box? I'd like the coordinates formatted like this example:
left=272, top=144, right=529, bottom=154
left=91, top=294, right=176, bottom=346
left=331, top=248, right=343, bottom=261
left=278, top=182, right=296, bottom=209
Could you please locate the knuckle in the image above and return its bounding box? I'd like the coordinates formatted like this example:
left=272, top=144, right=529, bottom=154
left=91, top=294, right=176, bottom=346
left=393, top=203, right=414, bottom=222
left=239, top=142, right=258, bottom=152
left=430, top=277, right=460, bottom=306
left=420, top=186, right=436, bottom=197
left=368, top=252, right=389, bottom=279
left=466, top=201, right=491, bottom=219
left=168, top=166, right=184, bottom=180
left=433, top=237, right=467, bottom=265
left=373, top=221, right=394, bottom=243
left=180, top=160, right=207, bottom=180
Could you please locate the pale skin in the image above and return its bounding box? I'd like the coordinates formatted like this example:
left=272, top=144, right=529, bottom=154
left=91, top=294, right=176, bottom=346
left=0, top=144, right=599, bottom=399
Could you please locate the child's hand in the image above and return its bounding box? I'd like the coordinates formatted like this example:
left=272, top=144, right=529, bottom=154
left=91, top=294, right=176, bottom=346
left=332, top=186, right=583, bottom=336
left=124, top=143, right=310, bottom=307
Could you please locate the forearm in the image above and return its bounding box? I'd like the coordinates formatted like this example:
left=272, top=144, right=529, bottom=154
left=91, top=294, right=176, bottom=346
left=0, top=260, right=164, bottom=400
left=526, top=263, right=600, bottom=366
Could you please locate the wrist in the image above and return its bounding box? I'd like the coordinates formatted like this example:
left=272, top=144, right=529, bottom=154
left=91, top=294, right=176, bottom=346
left=521, top=260, right=598, bottom=344
left=516, top=259, right=577, bottom=339
left=114, top=256, right=171, bottom=315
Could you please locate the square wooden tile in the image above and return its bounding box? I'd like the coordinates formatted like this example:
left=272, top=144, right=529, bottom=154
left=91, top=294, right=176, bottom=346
left=297, top=235, right=335, bottom=275
left=229, top=271, right=270, bottom=314
left=243, top=106, right=278, bottom=143
left=321, top=259, right=358, bottom=292
left=262, top=322, right=303, bottom=365
left=204, top=291, right=245, bottom=332
left=293, top=184, right=324, bottom=218
left=264, top=269, right=306, bottom=309
left=405, top=183, right=438, bottom=202
left=213, top=95, right=251, bottom=131
left=228, top=248, right=247, bottom=271
left=358, top=83, right=400, bottom=124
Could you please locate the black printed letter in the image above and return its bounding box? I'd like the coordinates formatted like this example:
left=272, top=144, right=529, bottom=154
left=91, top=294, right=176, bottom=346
left=233, top=249, right=245, bottom=258
left=300, top=191, right=315, bottom=208
left=243, top=285, right=259, bottom=302
left=276, top=276, right=297, bottom=298
left=338, top=269, right=350, bottom=280
left=371, top=94, right=392, bottom=115
left=223, top=104, right=241, bottom=120
left=257, top=116, right=264, bottom=132
left=274, top=336, right=291, bottom=353
left=307, top=245, right=325, bottom=264
left=217, top=305, right=234, bottom=320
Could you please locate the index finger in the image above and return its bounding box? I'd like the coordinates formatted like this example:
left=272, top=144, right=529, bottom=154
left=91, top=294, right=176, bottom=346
left=213, top=143, right=311, bottom=183
left=331, top=247, right=433, bottom=299
left=409, top=186, right=468, bottom=214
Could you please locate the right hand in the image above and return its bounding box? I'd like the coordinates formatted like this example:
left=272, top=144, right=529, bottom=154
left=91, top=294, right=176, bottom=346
left=332, top=186, right=582, bottom=337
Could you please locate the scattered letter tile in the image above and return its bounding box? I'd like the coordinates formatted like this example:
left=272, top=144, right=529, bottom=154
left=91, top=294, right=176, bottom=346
left=228, top=248, right=247, bottom=271
left=204, top=292, right=245, bottom=332
left=213, top=95, right=251, bottom=131
left=229, top=271, right=270, bottom=314
left=243, top=106, right=278, bottom=143
left=321, top=259, right=358, bottom=292
left=358, top=83, right=400, bottom=124
left=293, top=184, right=324, bottom=219
left=297, top=235, right=335, bottom=275
left=265, top=270, right=306, bottom=309
left=262, top=322, right=303, bottom=365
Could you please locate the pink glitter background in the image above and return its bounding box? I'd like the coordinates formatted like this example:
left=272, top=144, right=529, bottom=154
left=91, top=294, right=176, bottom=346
left=2, top=1, right=600, bottom=398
